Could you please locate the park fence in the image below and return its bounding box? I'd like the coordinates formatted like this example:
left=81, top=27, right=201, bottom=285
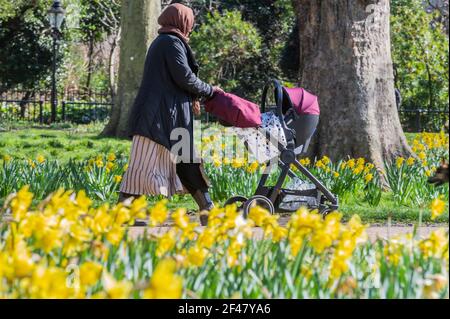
left=0, top=90, right=448, bottom=133
left=398, top=108, right=449, bottom=133
left=0, top=90, right=113, bottom=124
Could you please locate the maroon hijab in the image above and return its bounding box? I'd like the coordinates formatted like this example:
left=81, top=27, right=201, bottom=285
left=158, top=3, right=194, bottom=43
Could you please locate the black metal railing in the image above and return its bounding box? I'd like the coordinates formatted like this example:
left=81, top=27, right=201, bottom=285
left=0, top=90, right=113, bottom=124
left=398, top=108, right=449, bottom=133
left=62, top=101, right=112, bottom=124
left=0, top=99, right=46, bottom=123
left=1, top=89, right=111, bottom=103
left=1, top=90, right=449, bottom=132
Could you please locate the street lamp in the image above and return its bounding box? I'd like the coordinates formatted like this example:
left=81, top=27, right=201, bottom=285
left=47, top=0, right=65, bottom=123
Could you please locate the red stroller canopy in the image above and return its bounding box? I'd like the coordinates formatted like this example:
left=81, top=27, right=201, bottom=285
left=284, top=87, right=320, bottom=116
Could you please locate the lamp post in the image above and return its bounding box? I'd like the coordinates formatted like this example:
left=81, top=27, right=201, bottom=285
left=47, top=0, right=65, bottom=123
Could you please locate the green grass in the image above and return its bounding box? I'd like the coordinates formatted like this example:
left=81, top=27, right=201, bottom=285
left=0, top=121, right=131, bottom=162
left=0, top=121, right=222, bottom=162
left=0, top=123, right=447, bottom=224
left=1, top=196, right=444, bottom=224
left=339, top=198, right=448, bottom=224
left=0, top=122, right=427, bottom=162
left=146, top=193, right=449, bottom=224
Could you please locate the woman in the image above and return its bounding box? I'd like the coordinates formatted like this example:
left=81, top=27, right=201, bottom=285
left=118, top=3, right=221, bottom=225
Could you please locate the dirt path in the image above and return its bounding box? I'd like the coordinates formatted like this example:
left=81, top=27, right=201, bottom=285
left=128, top=224, right=448, bottom=241
left=1, top=215, right=447, bottom=242
left=128, top=215, right=448, bottom=241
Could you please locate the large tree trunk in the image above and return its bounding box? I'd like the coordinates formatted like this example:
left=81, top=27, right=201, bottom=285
left=294, top=0, right=412, bottom=169
left=85, top=38, right=95, bottom=92
left=101, top=0, right=161, bottom=138
left=107, top=28, right=121, bottom=103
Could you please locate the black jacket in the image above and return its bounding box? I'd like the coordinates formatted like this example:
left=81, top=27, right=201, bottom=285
left=128, top=33, right=213, bottom=155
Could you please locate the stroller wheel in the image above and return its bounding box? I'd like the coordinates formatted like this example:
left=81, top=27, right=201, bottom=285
left=319, top=207, right=333, bottom=216
left=243, top=195, right=275, bottom=219
left=224, top=196, right=248, bottom=210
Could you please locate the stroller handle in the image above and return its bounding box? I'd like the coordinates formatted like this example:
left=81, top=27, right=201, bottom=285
left=261, top=79, right=296, bottom=146
left=261, top=79, right=283, bottom=114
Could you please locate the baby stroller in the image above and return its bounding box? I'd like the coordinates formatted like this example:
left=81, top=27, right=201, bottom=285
left=224, top=79, right=339, bottom=216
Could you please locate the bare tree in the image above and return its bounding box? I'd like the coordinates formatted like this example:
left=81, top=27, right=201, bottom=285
left=98, top=0, right=121, bottom=101
left=293, top=0, right=412, bottom=170
left=101, top=0, right=161, bottom=138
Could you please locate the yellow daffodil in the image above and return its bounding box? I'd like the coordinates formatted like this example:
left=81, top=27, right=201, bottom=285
left=322, top=156, right=331, bottom=165
left=197, top=228, right=216, bottom=249
left=103, top=273, right=133, bottom=299
left=300, top=158, right=311, bottom=166
left=80, top=261, right=103, bottom=286
left=10, top=186, right=33, bottom=220
left=129, top=196, right=147, bottom=219
left=406, top=157, right=415, bottom=166
left=272, top=226, right=288, bottom=242
left=28, top=159, right=36, bottom=169
left=247, top=161, right=259, bottom=174
left=11, top=242, right=35, bottom=278
left=106, top=225, right=125, bottom=246
left=315, top=159, right=325, bottom=169
left=419, top=229, right=448, bottom=258
left=106, top=161, right=114, bottom=171
left=186, top=245, right=208, bottom=267
left=2, top=154, right=12, bottom=162
left=172, top=208, right=189, bottom=229
left=430, top=197, right=447, bottom=220
left=353, top=165, right=364, bottom=175
left=347, top=159, right=356, bottom=168
left=76, top=190, right=92, bottom=211
left=418, top=152, right=427, bottom=161
left=396, top=157, right=405, bottom=168
left=1, top=182, right=448, bottom=299
left=36, top=155, right=45, bottom=164
left=107, top=153, right=116, bottom=162
left=364, top=173, right=374, bottom=184
left=95, top=159, right=104, bottom=168
left=149, top=199, right=169, bottom=226
left=156, top=229, right=177, bottom=257
left=231, top=158, right=245, bottom=168
left=213, top=158, right=222, bottom=167
left=143, top=259, right=182, bottom=299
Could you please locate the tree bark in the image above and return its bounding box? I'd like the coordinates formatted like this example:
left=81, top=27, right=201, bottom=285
left=107, top=28, right=121, bottom=103
left=85, top=38, right=95, bottom=92
left=294, top=0, right=412, bottom=169
left=101, top=0, right=161, bottom=138
left=19, top=91, right=33, bottom=118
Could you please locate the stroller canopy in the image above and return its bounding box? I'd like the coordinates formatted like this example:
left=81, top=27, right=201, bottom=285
left=283, top=87, right=320, bottom=116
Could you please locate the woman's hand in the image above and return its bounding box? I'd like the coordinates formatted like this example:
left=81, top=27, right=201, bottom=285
left=193, top=99, right=201, bottom=116
left=213, top=86, right=224, bottom=94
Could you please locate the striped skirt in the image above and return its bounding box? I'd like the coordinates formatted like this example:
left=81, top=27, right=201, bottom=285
left=119, top=135, right=187, bottom=197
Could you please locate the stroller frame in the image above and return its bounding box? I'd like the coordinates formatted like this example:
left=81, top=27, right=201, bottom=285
left=225, top=79, right=339, bottom=216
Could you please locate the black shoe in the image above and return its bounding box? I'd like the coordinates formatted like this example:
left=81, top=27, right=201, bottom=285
left=130, top=220, right=148, bottom=227
left=199, top=214, right=208, bottom=227
left=192, top=190, right=214, bottom=226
